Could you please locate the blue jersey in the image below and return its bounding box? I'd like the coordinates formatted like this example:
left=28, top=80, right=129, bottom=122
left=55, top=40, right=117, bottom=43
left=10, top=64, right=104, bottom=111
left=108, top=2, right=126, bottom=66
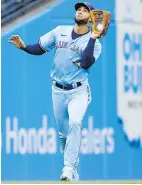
left=39, top=25, right=102, bottom=84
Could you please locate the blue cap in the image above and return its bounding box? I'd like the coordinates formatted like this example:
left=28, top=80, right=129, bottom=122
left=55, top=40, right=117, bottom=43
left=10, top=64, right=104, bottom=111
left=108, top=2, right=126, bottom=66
left=75, top=2, right=94, bottom=12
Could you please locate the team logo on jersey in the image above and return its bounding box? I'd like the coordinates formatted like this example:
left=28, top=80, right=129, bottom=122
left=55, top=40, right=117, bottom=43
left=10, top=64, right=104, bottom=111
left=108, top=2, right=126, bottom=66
left=55, top=41, right=68, bottom=49
left=70, top=45, right=83, bottom=56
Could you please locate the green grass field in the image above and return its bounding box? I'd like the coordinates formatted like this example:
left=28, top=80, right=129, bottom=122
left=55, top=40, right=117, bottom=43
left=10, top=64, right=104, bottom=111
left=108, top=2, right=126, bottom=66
left=2, top=181, right=142, bottom=184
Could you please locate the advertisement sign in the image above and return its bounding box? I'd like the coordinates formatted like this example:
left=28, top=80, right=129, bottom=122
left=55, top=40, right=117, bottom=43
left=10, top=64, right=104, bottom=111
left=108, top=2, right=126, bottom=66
left=116, top=0, right=142, bottom=147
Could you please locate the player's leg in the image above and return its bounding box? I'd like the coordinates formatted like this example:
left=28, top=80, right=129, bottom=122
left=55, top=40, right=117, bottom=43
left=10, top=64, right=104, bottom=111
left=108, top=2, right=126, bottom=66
left=72, top=157, right=79, bottom=182
left=61, top=84, right=91, bottom=181
left=52, top=85, right=69, bottom=152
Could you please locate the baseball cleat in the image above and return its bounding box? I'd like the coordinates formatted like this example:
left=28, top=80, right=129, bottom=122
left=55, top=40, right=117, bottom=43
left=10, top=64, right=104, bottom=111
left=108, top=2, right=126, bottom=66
left=60, top=167, right=73, bottom=181
left=60, top=175, right=71, bottom=181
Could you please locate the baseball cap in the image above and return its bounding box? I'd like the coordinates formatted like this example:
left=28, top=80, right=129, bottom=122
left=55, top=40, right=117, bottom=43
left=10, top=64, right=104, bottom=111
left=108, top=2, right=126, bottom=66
left=75, top=2, right=94, bottom=12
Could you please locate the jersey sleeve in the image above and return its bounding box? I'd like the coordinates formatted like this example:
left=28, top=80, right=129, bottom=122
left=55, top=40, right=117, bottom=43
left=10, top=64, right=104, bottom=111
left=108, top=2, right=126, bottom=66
left=39, top=27, right=59, bottom=51
left=93, top=39, right=102, bottom=61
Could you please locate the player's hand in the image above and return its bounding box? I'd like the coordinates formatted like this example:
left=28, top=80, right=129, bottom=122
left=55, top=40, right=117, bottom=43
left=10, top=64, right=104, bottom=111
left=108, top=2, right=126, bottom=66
left=8, top=35, right=26, bottom=49
left=90, top=32, right=101, bottom=39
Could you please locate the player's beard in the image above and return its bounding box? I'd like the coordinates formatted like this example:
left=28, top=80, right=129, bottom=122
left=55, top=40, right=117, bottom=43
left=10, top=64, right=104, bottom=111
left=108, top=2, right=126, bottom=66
left=75, top=17, right=89, bottom=26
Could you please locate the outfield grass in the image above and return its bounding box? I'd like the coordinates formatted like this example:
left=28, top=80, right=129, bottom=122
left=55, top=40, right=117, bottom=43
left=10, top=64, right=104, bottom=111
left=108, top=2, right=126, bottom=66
left=2, top=181, right=142, bottom=184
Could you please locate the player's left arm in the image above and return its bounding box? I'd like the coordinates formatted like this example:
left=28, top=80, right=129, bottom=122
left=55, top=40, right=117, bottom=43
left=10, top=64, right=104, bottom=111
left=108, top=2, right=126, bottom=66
left=80, top=38, right=96, bottom=69
left=73, top=37, right=101, bottom=69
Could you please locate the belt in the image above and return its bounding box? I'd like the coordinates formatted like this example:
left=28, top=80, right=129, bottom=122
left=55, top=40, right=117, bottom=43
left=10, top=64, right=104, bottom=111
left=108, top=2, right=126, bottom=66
left=54, top=81, right=82, bottom=90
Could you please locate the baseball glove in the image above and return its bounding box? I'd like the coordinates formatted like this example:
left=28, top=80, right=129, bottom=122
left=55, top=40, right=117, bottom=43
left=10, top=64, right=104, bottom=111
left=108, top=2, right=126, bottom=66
left=90, top=10, right=111, bottom=38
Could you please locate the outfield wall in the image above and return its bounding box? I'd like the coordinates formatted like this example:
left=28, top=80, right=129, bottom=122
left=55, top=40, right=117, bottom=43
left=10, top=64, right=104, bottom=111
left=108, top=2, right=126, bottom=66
left=1, top=0, right=142, bottom=181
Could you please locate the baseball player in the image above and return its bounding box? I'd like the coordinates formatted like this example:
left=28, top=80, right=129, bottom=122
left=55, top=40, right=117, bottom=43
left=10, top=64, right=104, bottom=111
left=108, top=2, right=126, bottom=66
left=9, top=2, right=102, bottom=181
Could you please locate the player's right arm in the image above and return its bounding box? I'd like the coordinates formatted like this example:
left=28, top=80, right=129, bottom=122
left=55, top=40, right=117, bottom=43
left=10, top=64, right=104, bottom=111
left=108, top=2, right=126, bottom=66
left=8, top=35, right=46, bottom=55
left=8, top=27, right=58, bottom=55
